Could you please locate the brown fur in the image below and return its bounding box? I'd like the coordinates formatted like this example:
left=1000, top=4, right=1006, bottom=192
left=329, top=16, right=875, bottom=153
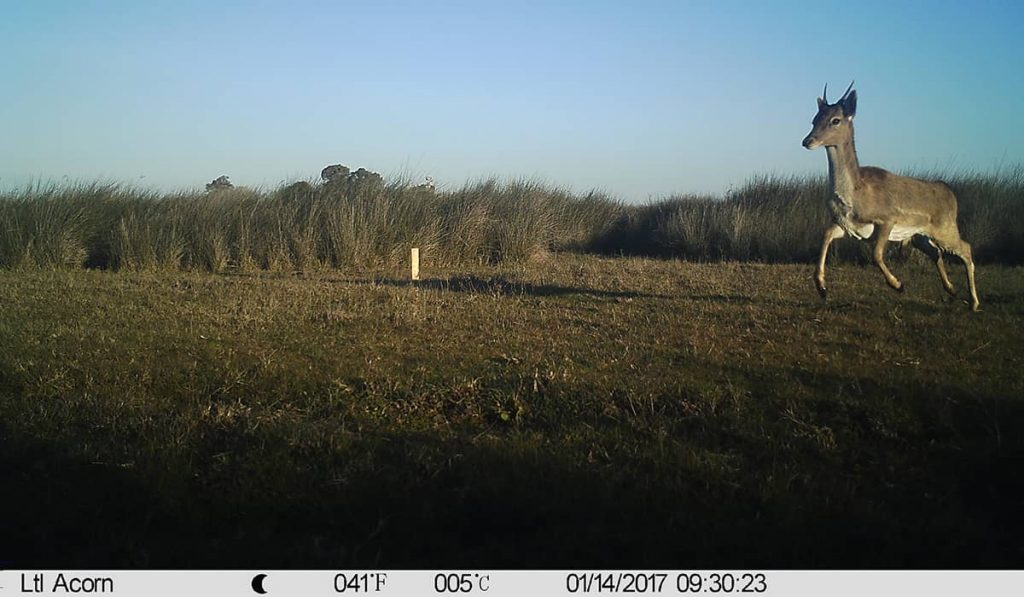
left=802, top=87, right=980, bottom=311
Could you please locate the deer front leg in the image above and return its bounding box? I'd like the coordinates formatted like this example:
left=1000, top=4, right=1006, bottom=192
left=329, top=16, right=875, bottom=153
left=815, top=224, right=846, bottom=300
left=872, top=222, right=903, bottom=292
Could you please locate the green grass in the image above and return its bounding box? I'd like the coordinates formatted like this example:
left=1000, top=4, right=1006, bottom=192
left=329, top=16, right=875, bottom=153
left=2, top=255, right=1022, bottom=567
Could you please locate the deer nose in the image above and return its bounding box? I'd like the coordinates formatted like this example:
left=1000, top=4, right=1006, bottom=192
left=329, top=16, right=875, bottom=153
left=802, top=135, right=816, bottom=149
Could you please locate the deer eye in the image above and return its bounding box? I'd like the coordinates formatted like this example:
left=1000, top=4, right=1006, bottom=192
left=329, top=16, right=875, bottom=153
left=830, top=118, right=841, bottom=126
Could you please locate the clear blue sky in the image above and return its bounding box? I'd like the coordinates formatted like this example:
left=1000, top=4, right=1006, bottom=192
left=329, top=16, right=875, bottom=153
left=2, top=0, right=1022, bottom=200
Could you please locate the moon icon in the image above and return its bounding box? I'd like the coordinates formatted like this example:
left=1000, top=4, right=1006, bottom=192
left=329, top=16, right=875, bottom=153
left=251, top=573, right=269, bottom=594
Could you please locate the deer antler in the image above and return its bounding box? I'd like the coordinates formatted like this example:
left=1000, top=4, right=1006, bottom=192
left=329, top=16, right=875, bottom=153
left=822, top=83, right=829, bottom=104
left=840, top=80, right=855, bottom=101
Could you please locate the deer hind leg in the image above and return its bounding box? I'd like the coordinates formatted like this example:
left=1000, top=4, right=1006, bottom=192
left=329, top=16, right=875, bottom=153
left=964, top=244, right=980, bottom=312
left=815, top=224, right=846, bottom=300
left=952, top=239, right=980, bottom=311
left=910, top=235, right=956, bottom=296
left=873, top=222, right=904, bottom=292
left=933, top=230, right=981, bottom=311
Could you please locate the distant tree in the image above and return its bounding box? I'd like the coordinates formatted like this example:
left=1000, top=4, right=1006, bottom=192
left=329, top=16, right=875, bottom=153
left=320, top=164, right=384, bottom=195
left=206, top=175, right=233, bottom=191
left=348, top=167, right=383, bottom=186
left=321, top=164, right=350, bottom=184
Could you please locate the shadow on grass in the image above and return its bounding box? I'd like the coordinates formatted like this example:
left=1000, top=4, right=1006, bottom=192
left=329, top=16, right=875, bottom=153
left=215, top=270, right=672, bottom=300
left=3, top=388, right=1022, bottom=569
left=0, top=430, right=166, bottom=567
left=684, top=360, right=1024, bottom=568
left=374, top=274, right=672, bottom=301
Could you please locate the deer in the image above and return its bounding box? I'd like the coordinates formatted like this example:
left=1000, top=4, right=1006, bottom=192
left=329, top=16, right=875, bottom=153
left=802, top=82, right=980, bottom=311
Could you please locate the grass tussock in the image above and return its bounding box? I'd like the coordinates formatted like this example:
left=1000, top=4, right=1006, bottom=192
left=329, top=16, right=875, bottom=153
left=2, top=168, right=1023, bottom=270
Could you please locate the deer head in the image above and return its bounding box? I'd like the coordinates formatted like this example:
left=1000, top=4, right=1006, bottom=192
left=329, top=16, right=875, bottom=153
left=802, top=81, right=857, bottom=150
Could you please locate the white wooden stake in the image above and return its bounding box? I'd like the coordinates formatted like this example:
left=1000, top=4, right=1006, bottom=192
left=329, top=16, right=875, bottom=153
left=411, top=247, right=420, bottom=281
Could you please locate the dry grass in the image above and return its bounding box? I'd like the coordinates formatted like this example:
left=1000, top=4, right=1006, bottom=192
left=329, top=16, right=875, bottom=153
left=2, top=254, right=1022, bottom=567
left=3, top=168, right=1022, bottom=272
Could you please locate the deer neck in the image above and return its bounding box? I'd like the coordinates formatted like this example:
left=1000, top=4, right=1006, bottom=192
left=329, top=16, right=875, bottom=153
left=825, top=137, right=861, bottom=205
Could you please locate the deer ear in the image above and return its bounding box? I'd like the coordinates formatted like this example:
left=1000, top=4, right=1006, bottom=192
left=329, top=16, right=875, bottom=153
left=841, top=89, right=857, bottom=118
left=817, top=96, right=827, bottom=110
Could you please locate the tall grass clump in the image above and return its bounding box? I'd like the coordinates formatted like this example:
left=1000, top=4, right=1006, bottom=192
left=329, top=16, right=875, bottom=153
left=549, top=189, right=625, bottom=252
left=107, top=199, right=188, bottom=271
left=721, top=173, right=835, bottom=262
left=437, top=179, right=621, bottom=264
left=0, top=183, right=124, bottom=269
left=945, top=166, right=1024, bottom=263
left=653, top=196, right=738, bottom=259
left=319, top=180, right=441, bottom=268
left=445, top=179, right=558, bottom=263
left=591, top=175, right=836, bottom=262
left=2, top=176, right=617, bottom=271
left=2, top=167, right=1021, bottom=270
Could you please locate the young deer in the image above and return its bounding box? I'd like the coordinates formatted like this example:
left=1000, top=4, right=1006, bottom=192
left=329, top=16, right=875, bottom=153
left=802, top=83, right=980, bottom=311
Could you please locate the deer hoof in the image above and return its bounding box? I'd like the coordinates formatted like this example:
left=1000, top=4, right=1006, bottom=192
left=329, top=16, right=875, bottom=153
left=817, top=286, right=828, bottom=301
left=895, top=282, right=906, bottom=293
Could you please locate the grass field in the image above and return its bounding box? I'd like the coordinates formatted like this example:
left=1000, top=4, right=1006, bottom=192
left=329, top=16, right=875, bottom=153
left=2, top=254, right=1022, bottom=568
